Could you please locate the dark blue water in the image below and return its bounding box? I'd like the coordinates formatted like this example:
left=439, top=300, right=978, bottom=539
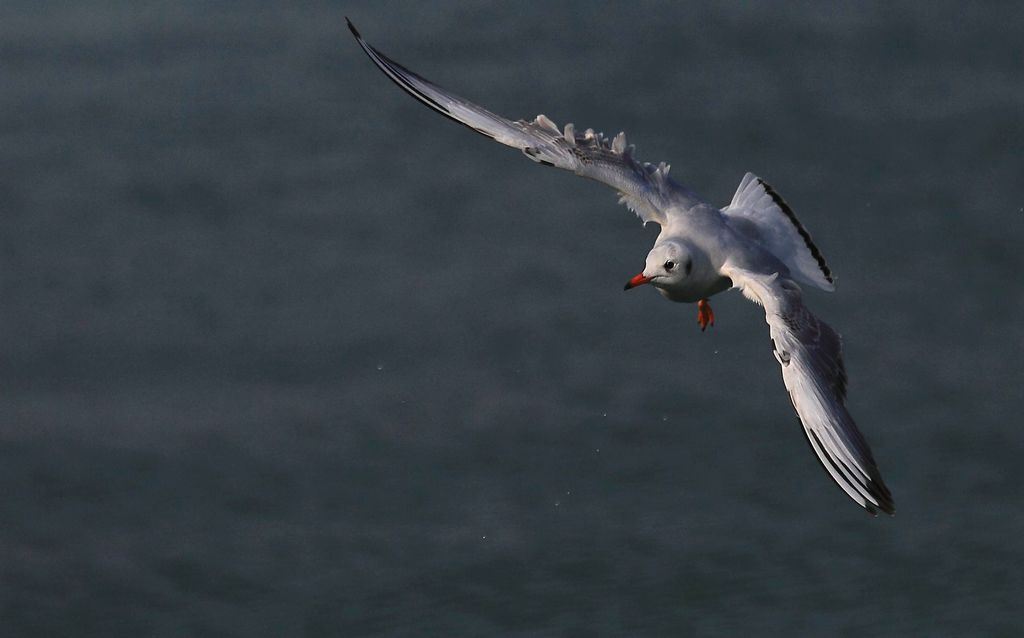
left=2, top=2, right=1023, bottom=635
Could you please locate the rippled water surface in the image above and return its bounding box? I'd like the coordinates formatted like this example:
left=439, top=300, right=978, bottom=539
left=2, top=2, right=1023, bottom=636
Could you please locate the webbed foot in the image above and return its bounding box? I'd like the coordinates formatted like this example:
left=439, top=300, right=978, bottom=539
left=697, top=299, right=714, bottom=332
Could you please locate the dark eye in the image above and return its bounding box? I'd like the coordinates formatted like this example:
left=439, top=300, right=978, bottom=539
left=664, top=260, right=675, bottom=271
left=685, top=259, right=693, bottom=275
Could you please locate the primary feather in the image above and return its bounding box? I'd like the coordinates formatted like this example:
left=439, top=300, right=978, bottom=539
left=349, top=19, right=895, bottom=515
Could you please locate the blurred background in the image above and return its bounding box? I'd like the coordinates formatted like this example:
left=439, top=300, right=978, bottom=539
left=2, top=1, right=1023, bottom=635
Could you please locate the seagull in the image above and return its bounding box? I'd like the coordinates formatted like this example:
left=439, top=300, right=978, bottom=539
left=347, top=19, right=895, bottom=515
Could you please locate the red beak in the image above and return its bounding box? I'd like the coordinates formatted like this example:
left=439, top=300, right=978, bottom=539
left=624, top=273, right=651, bottom=290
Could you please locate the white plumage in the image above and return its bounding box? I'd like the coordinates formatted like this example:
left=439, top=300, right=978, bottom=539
left=349, top=19, right=894, bottom=515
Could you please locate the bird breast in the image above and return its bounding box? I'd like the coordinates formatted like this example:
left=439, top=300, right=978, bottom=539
left=657, top=274, right=732, bottom=303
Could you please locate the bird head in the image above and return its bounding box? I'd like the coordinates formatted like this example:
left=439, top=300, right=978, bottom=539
left=624, top=241, right=694, bottom=290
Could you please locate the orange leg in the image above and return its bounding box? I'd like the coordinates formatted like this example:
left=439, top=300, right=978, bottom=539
left=697, top=299, right=715, bottom=332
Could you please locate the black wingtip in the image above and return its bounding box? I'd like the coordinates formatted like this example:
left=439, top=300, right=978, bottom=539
left=869, top=486, right=896, bottom=516
left=346, top=17, right=361, bottom=40
left=877, top=494, right=896, bottom=516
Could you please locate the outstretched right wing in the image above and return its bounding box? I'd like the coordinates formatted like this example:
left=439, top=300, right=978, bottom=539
left=347, top=18, right=704, bottom=226
left=722, top=264, right=895, bottom=515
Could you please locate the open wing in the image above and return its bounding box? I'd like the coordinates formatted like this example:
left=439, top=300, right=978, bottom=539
left=722, top=264, right=895, bottom=515
left=347, top=19, right=703, bottom=226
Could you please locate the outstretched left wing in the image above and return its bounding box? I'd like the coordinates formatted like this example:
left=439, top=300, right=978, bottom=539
left=722, top=264, right=895, bottom=515
left=348, top=19, right=703, bottom=226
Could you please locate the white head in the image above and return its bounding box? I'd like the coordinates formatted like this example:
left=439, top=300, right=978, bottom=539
left=623, top=240, right=694, bottom=291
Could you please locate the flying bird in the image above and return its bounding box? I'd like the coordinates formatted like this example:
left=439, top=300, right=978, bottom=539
left=347, top=19, right=894, bottom=515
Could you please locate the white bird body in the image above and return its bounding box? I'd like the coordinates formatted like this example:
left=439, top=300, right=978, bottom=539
left=349, top=19, right=895, bottom=515
left=640, top=209, right=726, bottom=302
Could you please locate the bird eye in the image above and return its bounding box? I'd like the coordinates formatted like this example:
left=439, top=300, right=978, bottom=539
left=664, top=260, right=675, bottom=271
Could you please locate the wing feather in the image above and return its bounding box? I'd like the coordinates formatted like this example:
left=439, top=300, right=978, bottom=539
left=724, top=265, right=895, bottom=515
left=347, top=19, right=704, bottom=225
